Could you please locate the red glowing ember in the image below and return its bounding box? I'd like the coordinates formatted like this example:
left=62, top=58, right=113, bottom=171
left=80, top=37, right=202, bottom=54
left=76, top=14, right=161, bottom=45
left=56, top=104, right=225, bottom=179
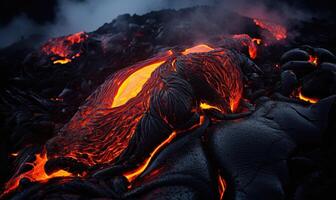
left=308, top=55, right=318, bottom=65
left=253, top=19, right=287, bottom=40
left=41, top=32, right=87, bottom=64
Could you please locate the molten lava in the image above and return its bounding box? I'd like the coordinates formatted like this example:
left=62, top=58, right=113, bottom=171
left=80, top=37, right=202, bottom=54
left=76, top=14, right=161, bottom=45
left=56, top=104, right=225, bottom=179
left=124, top=131, right=177, bottom=182
left=53, top=58, right=72, bottom=64
left=3, top=152, right=73, bottom=195
left=299, top=92, right=318, bottom=104
left=182, top=44, right=214, bottom=55
left=4, top=44, right=246, bottom=196
left=218, top=175, right=226, bottom=200
left=253, top=19, right=287, bottom=40
left=200, top=102, right=223, bottom=112
left=45, top=50, right=174, bottom=167
left=41, top=32, right=87, bottom=64
left=112, top=60, right=167, bottom=108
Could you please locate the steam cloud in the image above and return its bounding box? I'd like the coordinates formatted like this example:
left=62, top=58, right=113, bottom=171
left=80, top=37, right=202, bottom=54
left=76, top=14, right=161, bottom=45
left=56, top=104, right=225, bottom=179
left=0, top=0, right=212, bottom=48
left=0, top=0, right=332, bottom=48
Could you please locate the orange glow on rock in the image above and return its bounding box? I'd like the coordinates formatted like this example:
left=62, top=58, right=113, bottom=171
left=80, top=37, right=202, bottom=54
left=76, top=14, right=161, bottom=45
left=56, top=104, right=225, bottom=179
left=42, top=31, right=87, bottom=64
left=308, top=55, right=318, bottom=65
left=10, top=153, right=18, bottom=157
left=3, top=153, right=73, bottom=196
left=124, top=131, right=177, bottom=182
left=253, top=19, right=287, bottom=40
left=252, top=38, right=262, bottom=45
left=182, top=44, right=214, bottom=55
left=111, top=60, right=166, bottom=108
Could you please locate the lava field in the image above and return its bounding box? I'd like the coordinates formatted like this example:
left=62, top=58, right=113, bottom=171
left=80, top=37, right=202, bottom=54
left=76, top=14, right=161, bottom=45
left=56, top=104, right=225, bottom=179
left=1, top=5, right=336, bottom=200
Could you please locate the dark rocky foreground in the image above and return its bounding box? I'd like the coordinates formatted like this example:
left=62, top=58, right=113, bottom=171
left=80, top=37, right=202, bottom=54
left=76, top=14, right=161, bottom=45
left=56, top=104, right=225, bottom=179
left=1, top=5, right=336, bottom=200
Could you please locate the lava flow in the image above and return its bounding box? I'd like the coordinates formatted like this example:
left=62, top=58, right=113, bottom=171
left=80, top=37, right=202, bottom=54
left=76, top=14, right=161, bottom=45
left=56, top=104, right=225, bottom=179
left=293, top=87, right=319, bottom=104
left=299, top=91, right=319, bottom=103
left=200, top=102, right=223, bottom=112
left=45, top=50, right=174, bottom=167
left=124, top=114, right=206, bottom=183
left=41, top=32, right=87, bottom=64
left=253, top=18, right=287, bottom=40
left=3, top=44, right=247, bottom=195
left=2, top=152, right=73, bottom=196
left=124, top=131, right=177, bottom=182
left=182, top=44, right=214, bottom=55
left=218, top=175, right=226, bottom=199
left=111, top=59, right=168, bottom=108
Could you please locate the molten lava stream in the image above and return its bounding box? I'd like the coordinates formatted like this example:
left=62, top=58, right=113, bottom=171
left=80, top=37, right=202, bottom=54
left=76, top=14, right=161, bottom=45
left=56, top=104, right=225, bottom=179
left=2, top=152, right=73, bottom=196
left=299, top=92, right=318, bottom=104
left=200, top=102, right=223, bottom=112
left=123, top=131, right=177, bottom=183
left=218, top=175, right=226, bottom=200
left=124, top=113, right=207, bottom=185
left=53, top=58, right=72, bottom=64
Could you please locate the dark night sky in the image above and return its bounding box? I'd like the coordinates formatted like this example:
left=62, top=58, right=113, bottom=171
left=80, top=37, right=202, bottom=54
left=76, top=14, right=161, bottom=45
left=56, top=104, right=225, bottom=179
left=0, top=0, right=59, bottom=26
left=0, top=0, right=334, bottom=48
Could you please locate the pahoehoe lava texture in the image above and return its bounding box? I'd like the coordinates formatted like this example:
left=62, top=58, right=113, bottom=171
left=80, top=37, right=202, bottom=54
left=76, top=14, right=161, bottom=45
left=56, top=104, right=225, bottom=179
left=1, top=5, right=336, bottom=200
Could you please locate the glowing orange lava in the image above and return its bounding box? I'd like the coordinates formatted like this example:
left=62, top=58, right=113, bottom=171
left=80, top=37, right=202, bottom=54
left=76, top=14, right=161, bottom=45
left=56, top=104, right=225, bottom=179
left=218, top=175, right=226, bottom=200
left=112, top=60, right=166, bottom=108
left=200, top=102, right=223, bottom=112
left=182, top=44, right=214, bottom=55
left=53, top=58, right=72, bottom=64
left=3, top=152, right=73, bottom=196
left=44, top=50, right=173, bottom=167
left=42, top=31, right=87, bottom=64
left=252, top=38, right=262, bottom=45
left=124, top=131, right=177, bottom=182
left=299, top=92, right=318, bottom=104
left=10, top=153, right=18, bottom=157
left=253, top=19, right=287, bottom=40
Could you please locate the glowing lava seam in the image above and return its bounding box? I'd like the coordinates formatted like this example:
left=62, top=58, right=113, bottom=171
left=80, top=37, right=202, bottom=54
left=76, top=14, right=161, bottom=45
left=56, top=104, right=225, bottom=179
left=218, top=175, right=226, bottom=199
left=299, top=92, right=318, bottom=104
left=123, top=131, right=177, bottom=182
left=200, top=102, right=223, bottom=112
